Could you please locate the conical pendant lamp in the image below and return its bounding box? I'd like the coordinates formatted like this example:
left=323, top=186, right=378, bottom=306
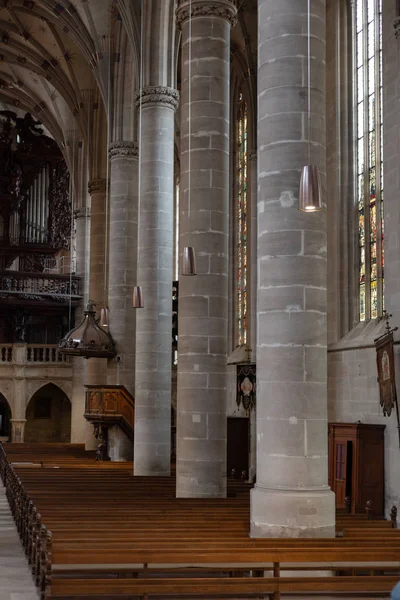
left=182, top=246, right=196, bottom=276
left=132, top=285, right=144, bottom=308
left=100, top=307, right=109, bottom=328
left=299, top=0, right=322, bottom=212
left=299, top=165, right=322, bottom=212
left=182, top=0, right=197, bottom=276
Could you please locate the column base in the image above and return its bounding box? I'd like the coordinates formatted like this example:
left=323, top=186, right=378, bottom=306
left=108, top=426, right=133, bottom=462
left=10, top=419, right=27, bottom=443
left=250, top=485, right=336, bottom=538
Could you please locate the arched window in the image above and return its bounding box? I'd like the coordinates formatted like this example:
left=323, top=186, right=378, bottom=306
left=236, top=91, right=248, bottom=346
left=356, top=0, right=383, bottom=321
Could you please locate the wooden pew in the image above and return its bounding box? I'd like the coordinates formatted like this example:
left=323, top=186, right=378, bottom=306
left=1, top=442, right=399, bottom=600
left=46, top=575, right=400, bottom=599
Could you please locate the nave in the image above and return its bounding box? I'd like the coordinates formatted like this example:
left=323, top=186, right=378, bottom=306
left=0, top=443, right=399, bottom=600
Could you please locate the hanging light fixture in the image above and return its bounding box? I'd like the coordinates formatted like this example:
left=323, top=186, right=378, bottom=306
left=100, top=307, right=109, bottom=328
left=132, top=285, right=144, bottom=308
left=58, top=301, right=116, bottom=358
left=299, top=0, right=322, bottom=212
left=182, top=0, right=197, bottom=275
left=299, top=165, right=322, bottom=212
left=182, top=246, right=196, bottom=276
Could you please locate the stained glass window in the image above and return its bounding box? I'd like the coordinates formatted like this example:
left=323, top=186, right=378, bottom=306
left=236, top=91, right=248, bottom=346
left=175, top=183, right=180, bottom=281
left=356, top=0, right=384, bottom=321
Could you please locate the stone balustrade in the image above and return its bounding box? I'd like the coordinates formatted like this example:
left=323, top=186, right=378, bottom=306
left=26, top=345, right=70, bottom=364
left=0, top=345, right=13, bottom=363
left=0, top=344, right=70, bottom=365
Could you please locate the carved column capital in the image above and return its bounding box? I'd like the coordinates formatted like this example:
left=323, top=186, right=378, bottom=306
left=135, top=86, right=179, bottom=111
left=88, top=179, right=106, bottom=195
left=249, top=149, right=257, bottom=162
left=394, top=17, right=400, bottom=39
left=176, top=0, right=238, bottom=28
left=109, top=141, right=139, bottom=159
left=74, top=207, right=90, bottom=220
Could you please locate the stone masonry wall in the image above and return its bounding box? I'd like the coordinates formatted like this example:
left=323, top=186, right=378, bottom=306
left=327, top=0, right=400, bottom=518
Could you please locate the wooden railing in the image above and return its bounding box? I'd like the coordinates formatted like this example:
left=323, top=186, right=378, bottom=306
left=84, top=385, right=135, bottom=442
left=0, top=444, right=51, bottom=599
left=0, top=271, right=81, bottom=298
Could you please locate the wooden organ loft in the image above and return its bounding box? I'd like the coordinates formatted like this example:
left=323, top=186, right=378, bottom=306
left=0, top=111, right=81, bottom=345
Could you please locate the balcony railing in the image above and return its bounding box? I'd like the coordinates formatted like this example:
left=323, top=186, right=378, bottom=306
left=0, top=345, right=13, bottom=363
left=26, top=345, right=70, bottom=364
left=0, top=271, right=81, bottom=298
left=0, top=344, right=70, bottom=365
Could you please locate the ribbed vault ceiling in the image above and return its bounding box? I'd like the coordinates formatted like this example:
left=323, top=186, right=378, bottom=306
left=0, top=0, right=257, bottom=152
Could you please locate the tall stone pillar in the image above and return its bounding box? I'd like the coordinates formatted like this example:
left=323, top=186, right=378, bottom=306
left=11, top=345, right=27, bottom=442
left=134, top=87, right=179, bottom=476
left=70, top=208, right=89, bottom=444
left=249, top=150, right=257, bottom=360
left=250, top=0, right=335, bottom=537
left=107, top=142, right=138, bottom=462
left=249, top=150, right=257, bottom=481
left=86, top=178, right=108, bottom=388
left=108, top=141, right=139, bottom=394
left=175, top=0, right=236, bottom=498
left=85, top=179, right=108, bottom=450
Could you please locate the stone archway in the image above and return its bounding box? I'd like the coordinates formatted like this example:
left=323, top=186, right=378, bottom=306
left=0, top=394, right=12, bottom=441
left=25, top=383, right=71, bottom=443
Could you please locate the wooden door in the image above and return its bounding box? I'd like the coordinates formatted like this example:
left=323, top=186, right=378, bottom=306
left=333, top=440, right=347, bottom=508
left=227, top=417, right=249, bottom=478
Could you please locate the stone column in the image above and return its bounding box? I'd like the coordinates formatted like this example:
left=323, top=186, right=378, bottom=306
left=11, top=346, right=27, bottom=442
left=86, top=179, right=108, bottom=387
left=249, top=150, right=257, bottom=360
left=134, top=87, right=179, bottom=476
left=10, top=420, right=26, bottom=443
left=250, top=0, right=335, bottom=537
left=108, top=141, right=139, bottom=394
left=85, top=179, right=108, bottom=450
left=70, top=208, right=89, bottom=444
left=248, top=150, right=257, bottom=481
left=107, top=141, right=138, bottom=462
left=175, top=0, right=236, bottom=498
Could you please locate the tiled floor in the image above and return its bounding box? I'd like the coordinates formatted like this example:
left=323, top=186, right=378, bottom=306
left=0, top=481, right=39, bottom=600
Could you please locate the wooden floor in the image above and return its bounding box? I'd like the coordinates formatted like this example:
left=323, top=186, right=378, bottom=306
left=0, top=443, right=399, bottom=599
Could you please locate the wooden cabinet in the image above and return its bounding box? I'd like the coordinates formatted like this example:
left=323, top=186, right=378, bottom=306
left=328, top=422, right=385, bottom=516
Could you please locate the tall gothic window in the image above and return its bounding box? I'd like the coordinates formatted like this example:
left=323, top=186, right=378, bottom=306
left=236, top=91, right=248, bottom=345
left=356, top=0, right=384, bottom=321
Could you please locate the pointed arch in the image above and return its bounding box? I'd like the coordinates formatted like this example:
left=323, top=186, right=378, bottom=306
left=25, top=383, right=71, bottom=443
left=0, top=394, right=12, bottom=440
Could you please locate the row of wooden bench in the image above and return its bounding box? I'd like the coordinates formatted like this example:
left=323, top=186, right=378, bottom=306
left=1, top=442, right=400, bottom=600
